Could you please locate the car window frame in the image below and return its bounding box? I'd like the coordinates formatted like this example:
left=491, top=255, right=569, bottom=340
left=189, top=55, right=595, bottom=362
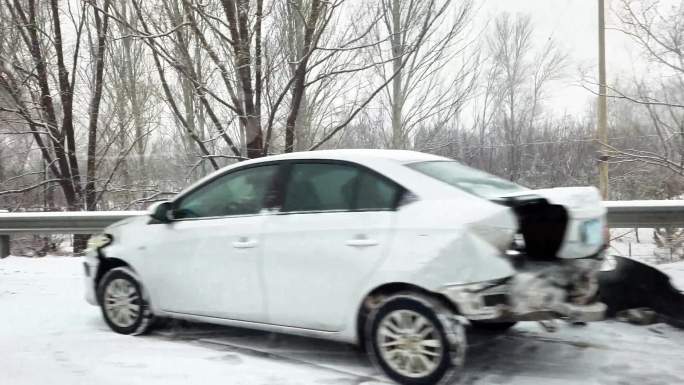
left=274, top=159, right=408, bottom=215
left=168, top=162, right=284, bottom=222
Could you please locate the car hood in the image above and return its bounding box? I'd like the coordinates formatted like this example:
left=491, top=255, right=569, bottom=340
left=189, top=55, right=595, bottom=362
left=103, top=215, right=150, bottom=246
left=106, top=214, right=148, bottom=230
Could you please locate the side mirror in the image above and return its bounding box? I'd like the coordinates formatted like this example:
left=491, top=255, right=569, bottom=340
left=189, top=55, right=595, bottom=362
left=148, top=201, right=174, bottom=222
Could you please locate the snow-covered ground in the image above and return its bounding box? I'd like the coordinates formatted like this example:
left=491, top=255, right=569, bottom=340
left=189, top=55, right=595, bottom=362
left=609, top=228, right=681, bottom=265
left=662, top=261, right=684, bottom=292
left=2, top=256, right=684, bottom=385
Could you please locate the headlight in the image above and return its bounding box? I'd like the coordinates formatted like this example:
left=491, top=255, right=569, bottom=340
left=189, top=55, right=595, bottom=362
left=87, top=233, right=112, bottom=251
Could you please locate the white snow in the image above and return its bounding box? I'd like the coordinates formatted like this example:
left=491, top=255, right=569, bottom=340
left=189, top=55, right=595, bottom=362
left=0, top=257, right=382, bottom=385
left=661, top=261, right=684, bottom=292
left=608, top=228, right=681, bottom=265
left=609, top=228, right=658, bottom=261
left=2, top=256, right=684, bottom=385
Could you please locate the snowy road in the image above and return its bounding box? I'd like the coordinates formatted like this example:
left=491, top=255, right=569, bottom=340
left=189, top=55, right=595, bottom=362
left=2, top=257, right=684, bottom=385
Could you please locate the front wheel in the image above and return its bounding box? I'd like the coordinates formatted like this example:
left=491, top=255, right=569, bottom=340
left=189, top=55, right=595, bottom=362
left=98, top=267, right=153, bottom=335
left=367, top=294, right=466, bottom=385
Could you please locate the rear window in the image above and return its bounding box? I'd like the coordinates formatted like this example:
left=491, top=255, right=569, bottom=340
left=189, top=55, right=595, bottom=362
left=406, top=161, right=526, bottom=199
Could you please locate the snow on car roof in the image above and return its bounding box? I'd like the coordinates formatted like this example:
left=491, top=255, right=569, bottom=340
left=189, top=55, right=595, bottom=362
left=254, top=149, right=449, bottom=164
left=179, top=149, right=450, bottom=198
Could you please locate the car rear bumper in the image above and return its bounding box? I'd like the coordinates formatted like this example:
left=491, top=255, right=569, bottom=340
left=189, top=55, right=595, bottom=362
left=440, top=283, right=606, bottom=323
left=438, top=256, right=606, bottom=323
left=438, top=279, right=512, bottom=321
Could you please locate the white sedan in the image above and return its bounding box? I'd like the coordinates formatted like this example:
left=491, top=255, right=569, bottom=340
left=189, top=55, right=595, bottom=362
left=84, top=149, right=607, bottom=385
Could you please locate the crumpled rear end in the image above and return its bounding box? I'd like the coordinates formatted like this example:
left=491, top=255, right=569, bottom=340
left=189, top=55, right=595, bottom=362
left=508, top=259, right=606, bottom=322
left=442, top=187, right=608, bottom=324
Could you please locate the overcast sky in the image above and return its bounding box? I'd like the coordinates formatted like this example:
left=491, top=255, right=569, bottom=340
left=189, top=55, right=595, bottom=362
left=477, top=0, right=640, bottom=116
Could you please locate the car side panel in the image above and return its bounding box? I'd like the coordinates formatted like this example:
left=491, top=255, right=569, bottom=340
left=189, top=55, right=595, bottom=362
left=330, top=199, right=517, bottom=343
left=261, top=210, right=395, bottom=331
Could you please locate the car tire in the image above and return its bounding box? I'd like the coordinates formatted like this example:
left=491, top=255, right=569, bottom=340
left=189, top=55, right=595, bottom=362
left=366, top=293, right=466, bottom=385
left=470, top=321, right=518, bottom=333
left=97, top=267, right=153, bottom=335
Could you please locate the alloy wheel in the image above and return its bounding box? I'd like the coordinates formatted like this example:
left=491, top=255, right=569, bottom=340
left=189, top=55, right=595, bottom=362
left=376, top=309, right=444, bottom=378
left=103, top=278, right=141, bottom=328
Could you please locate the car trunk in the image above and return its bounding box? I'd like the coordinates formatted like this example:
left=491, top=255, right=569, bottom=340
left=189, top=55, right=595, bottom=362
left=497, top=195, right=569, bottom=261
left=489, top=188, right=606, bottom=320
left=490, top=186, right=605, bottom=261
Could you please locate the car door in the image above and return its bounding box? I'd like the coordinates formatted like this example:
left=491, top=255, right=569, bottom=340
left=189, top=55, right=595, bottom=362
left=261, top=161, right=403, bottom=331
left=141, top=164, right=279, bottom=322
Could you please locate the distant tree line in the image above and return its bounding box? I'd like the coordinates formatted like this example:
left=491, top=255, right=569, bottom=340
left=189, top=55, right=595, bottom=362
left=0, top=0, right=682, bottom=255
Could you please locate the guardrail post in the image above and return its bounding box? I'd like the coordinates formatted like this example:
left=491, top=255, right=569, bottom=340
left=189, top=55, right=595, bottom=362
left=0, top=235, right=9, bottom=258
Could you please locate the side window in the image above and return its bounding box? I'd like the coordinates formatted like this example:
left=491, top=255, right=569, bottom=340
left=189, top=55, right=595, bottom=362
left=281, top=163, right=402, bottom=212
left=174, top=165, right=277, bottom=219
left=282, top=163, right=358, bottom=212
left=356, top=171, right=400, bottom=210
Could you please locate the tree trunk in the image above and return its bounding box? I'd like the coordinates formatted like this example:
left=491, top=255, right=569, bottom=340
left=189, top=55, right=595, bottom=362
left=285, top=0, right=323, bottom=153
left=121, top=3, right=147, bottom=182
left=220, top=0, right=262, bottom=158
left=85, top=0, right=110, bottom=211
left=390, top=0, right=404, bottom=149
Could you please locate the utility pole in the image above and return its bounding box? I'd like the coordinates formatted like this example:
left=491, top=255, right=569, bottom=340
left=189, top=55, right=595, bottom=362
left=597, top=0, right=609, bottom=199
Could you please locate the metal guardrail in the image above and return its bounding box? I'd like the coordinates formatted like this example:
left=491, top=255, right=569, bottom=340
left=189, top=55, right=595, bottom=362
left=0, top=211, right=144, bottom=258
left=604, top=200, right=684, bottom=227
left=0, top=211, right=145, bottom=234
left=0, top=201, right=683, bottom=258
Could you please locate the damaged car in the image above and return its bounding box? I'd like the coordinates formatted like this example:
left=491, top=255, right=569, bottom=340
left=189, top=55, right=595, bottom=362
left=83, top=149, right=607, bottom=385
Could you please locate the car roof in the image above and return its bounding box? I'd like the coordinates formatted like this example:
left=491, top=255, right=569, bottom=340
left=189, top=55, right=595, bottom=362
left=247, top=149, right=449, bottom=164
left=176, top=149, right=453, bottom=202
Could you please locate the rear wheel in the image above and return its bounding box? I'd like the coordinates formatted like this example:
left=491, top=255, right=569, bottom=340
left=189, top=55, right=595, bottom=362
left=98, top=267, right=153, bottom=335
left=367, top=294, right=466, bottom=385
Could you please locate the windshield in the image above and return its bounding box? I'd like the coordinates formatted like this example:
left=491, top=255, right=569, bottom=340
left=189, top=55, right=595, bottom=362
left=407, top=161, right=527, bottom=199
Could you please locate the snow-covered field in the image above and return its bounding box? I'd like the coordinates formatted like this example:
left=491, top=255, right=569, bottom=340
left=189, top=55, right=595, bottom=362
left=2, top=256, right=684, bottom=385
left=609, top=228, right=682, bottom=265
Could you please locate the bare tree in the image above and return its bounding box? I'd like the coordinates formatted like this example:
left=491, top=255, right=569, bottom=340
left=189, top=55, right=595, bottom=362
left=103, top=0, right=157, bottom=202
left=108, top=0, right=350, bottom=158
left=0, top=0, right=113, bottom=213
left=597, top=0, right=684, bottom=176
left=363, top=0, right=476, bottom=149
left=486, top=13, right=566, bottom=181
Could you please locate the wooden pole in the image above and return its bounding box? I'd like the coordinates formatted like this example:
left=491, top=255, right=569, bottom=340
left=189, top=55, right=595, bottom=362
left=598, top=0, right=609, bottom=199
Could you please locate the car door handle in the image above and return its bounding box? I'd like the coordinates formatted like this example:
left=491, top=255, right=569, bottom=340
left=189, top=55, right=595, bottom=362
left=345, top=236, right=379, bottom=247
left=232, top=238, right=258, bottom=249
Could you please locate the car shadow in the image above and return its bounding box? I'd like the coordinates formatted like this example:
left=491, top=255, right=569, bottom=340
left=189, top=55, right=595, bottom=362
left=84, top=313, right=684, bottom=384
left=149, top=320, right=627, bottom=384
